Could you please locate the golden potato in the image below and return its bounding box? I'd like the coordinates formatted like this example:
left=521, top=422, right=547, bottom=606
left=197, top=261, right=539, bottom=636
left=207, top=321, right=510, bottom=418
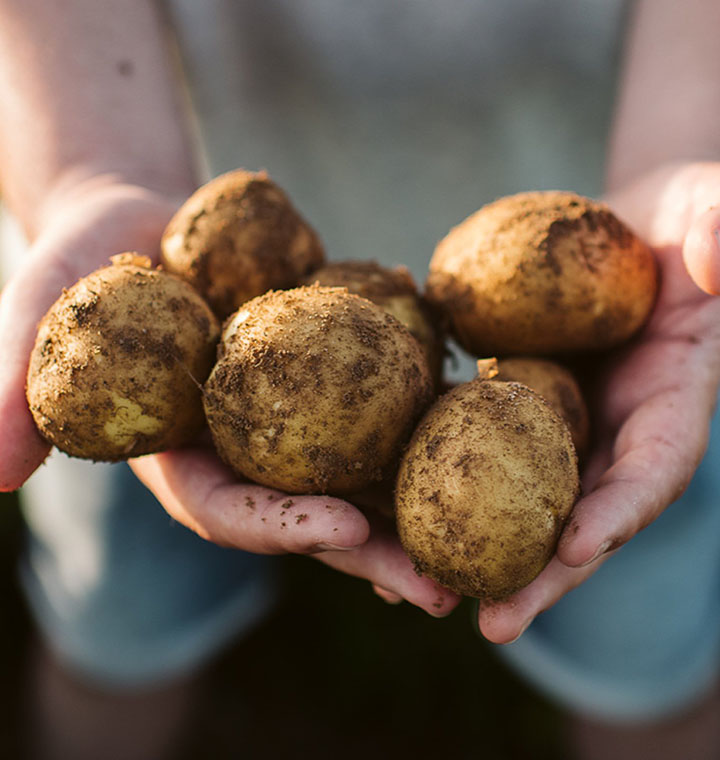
left=26, top=254, right=220, bottom=460
left=425, top=191, right=658, bottom=356
left=203, top=285, right=434, bottom=495
left=396, top=376, right=579, bottom=600
left=302, top=259, right=445, bottom=388
left=161, top=169, right=325, bottom=318
left=496, top=356, right=590, bottom=455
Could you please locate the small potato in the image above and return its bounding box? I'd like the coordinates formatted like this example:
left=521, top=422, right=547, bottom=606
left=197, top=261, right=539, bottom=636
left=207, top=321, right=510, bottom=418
left=495, top=356, right=590, bottom=455
left=302, top=259, right=445, bottom=388
left=425, top=191, right=658, bottom=356
left=396, top=377, right=580, bottom=600
left=26, top=254, right=220, bottom=460
left=161, top=169, right=325, bottom=318
left=203, top=285, right=434, bottom=495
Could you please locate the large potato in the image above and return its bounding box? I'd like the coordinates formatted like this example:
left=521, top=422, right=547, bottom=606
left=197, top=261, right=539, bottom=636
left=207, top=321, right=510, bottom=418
left=203, top=285, right=434, bottom=495
left=161, top=169, right=325, bottom=318
left=425, top=191, right=658, bottom=356
left=302, top=259, right=445, bottom=388
left=396, top=376, right=579, bottom=600
left=26, top=254, right=220, bottom=460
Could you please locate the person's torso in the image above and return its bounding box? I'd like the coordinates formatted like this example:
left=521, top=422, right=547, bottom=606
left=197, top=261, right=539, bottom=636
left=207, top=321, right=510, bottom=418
left=165, top=0, right=626, bottom=309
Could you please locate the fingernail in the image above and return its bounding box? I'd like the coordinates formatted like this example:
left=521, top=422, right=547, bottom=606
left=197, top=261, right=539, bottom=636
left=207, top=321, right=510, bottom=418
left=313, top=541, right=361, bottom=552
left=506, top=616, right=534, bottom=644
left=580, top=539, right=613, bottom=567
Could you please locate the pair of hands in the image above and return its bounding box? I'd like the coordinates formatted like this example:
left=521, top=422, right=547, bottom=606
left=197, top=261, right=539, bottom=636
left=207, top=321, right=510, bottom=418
left=2, top=163, right=719, bottom=643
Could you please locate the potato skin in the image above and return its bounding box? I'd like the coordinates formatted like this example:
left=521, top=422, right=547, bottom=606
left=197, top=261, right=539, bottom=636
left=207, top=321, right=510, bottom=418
left=496, top=357, right=590, bottom=455
left=426, top=191, right=658, bottom=356
left=396, top=378, right=580, bottom=600
left=302, top=259, right=445, bottom=388
left=161, top=169, right=325, bottom=318
left=26, top=255, right=220, bottom=460
left=203, top=285, right=434, bottom=495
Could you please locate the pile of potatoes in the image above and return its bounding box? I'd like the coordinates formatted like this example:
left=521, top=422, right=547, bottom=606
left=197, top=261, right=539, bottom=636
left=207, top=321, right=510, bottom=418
left=26, top=171, right=658, bottom=601
left=26, top=170, right=437, bottom=494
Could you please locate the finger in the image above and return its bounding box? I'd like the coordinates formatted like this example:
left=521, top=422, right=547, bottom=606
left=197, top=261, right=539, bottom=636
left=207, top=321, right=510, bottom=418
left=606, top=162, right=720, bottom=249
left=0, top=254, right=79, bottom=489
left=372, top=584, right=404, bottom=605
left=132, top=449, right=461, bottom=616
left=317, top=522, right=462, bottom=617
left=477, top=551, right=614, bottom=644
left=579, top=436, right=613, bottom=495
left=130, top=448, right=370, bottom=554
left=0, top=189, right=176, bottom=491
left=0, top=243, right=131, bottom=489
left=683, top=205, right=720, bottom=295
left=557, top=386, right=711, bottom=568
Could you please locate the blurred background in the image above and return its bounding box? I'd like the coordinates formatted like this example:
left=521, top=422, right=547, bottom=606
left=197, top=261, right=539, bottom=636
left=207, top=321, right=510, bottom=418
left=0, top=487, right=567, bottom=759
left=1, top=2, right=629, bottom=756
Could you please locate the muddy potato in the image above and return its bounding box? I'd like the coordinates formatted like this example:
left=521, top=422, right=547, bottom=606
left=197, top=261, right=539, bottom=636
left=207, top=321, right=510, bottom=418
left=26, top=254, right=221, bottom=459
left=396, top=377, right=580, bottom=600
left=425, top=191, right=658, bottom=356
left=302, top=259, right=445, bottom=388
left=496, top=357, right=590, bottom=455
left=26, top=254, right=220, bottom=461
left=161, top=169, right=325, bottom=318
left=203, top=285, right=434, bottom=495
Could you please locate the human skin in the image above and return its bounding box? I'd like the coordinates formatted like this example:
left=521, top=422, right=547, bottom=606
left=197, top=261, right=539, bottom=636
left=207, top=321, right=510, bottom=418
left=2, top=2, right=720, bottom=759
left=483, top=5, right=720, bottom=754
left=0, top=0, right=459, bottom=617
left=2, top=0, right=720, bottom=642
left=476, top=0, right=720, bottom=647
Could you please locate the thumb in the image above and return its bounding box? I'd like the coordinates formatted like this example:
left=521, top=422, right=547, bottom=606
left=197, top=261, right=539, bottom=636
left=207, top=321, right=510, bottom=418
left=0, top=254, right=71, bottom=490
left=0, top=185, right=178, bottom=491
left=682, top=205, right=720, bottom=295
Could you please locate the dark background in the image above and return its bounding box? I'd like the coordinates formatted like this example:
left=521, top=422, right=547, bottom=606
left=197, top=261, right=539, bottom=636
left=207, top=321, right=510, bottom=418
left=0, top=488, right=566, bottom=759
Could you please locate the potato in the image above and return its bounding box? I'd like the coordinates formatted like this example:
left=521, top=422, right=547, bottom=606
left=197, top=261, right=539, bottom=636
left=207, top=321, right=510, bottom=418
left=395, top=375, right=579, bottom=600
left=302, top=259, right=445, bottom=388
left=495, top=356, right=590, bottom=455
left=203, top=285, right=434, bottom=495
left=161, top=169, right=325, bottom=318
left=26, top=254, right=220, bottom=460
left=425, top=191, right=658, bottom=356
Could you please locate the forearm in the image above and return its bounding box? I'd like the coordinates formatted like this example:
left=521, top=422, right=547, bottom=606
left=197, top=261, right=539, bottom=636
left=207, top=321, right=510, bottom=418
left=0, top=0, right=197, bottom=239
left=606, top=0, right=720, bottom=191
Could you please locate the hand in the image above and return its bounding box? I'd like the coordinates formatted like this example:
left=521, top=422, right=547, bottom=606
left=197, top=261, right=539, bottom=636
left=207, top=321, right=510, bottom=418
left=0, top=179, right=461, bottom=618
left=478, top=162, right=720, bottom=643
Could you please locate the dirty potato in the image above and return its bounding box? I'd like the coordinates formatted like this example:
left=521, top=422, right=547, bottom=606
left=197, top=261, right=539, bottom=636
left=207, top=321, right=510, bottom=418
left=26, top=254, right=220, bottom=460
left=161, top=169, right=325, bottom=318
left=496, top=356, right=590, bottom=455
left=425, top=191, right=658, bottom=356
left=203, top=285, right=434, bottom=495
left=302, top=259, right=445, bottom=388
left=396, top=376, right=580, bottom=600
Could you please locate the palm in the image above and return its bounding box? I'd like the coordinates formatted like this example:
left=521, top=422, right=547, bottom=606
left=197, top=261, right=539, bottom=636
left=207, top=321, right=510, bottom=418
left=0, top=185, right=177, bottom=486
left=0, top=184, right=461, bottom=618
left=478, top=162, right=720, bottom=643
